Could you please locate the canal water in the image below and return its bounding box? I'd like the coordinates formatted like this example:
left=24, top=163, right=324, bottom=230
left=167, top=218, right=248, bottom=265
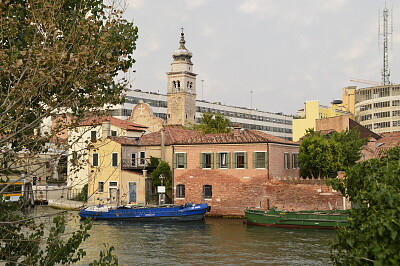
left=35, top=207, right=335, bottom=265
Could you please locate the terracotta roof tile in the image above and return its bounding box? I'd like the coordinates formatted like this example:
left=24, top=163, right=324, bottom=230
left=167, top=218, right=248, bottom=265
left=108, top=136, right=139, bottom=145
left=79, top=116, right=147, bottom=131
left=176, top=129, right=298, bottom=145
left=140, top=127, right=200, bottom=146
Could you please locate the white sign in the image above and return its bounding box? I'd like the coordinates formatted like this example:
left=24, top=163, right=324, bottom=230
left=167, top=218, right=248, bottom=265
left=157, top=186, right=165, bottom=193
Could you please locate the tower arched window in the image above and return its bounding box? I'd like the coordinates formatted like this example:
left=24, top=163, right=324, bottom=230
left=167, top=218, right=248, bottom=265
left=177, top=81, right=180, bottom=88
left=173, top=81, right=176, bottom=88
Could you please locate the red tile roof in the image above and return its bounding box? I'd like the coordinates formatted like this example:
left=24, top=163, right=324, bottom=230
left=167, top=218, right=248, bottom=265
left=140, top=127, right=200, bottom=146
left=79, top=116, right=147, bottom=131
left=176, top=129, right=297, bottom=145
left=108, top=136, right=139, bottom=145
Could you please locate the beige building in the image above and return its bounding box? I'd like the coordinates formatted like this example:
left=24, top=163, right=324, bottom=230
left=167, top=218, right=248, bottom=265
left=67, top=116, right=147, bottom=192
left=355, top=84, right=400, bottom=134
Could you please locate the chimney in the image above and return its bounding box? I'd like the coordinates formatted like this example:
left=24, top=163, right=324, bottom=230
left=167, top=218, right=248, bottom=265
left=102, top=120, right=111, bottom=139
left=232, top=123, right=241, bottom=137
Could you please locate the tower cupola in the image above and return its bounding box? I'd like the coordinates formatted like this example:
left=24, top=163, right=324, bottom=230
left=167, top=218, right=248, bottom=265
left=172, top=31, right=193, bottom=62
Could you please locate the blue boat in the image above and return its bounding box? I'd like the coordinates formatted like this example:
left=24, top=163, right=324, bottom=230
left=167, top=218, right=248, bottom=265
left=79, top=203, right=210, bottom=221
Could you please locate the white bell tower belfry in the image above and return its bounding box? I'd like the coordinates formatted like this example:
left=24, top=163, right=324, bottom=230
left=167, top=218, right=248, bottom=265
left=166, top=28, right=197, bottom=126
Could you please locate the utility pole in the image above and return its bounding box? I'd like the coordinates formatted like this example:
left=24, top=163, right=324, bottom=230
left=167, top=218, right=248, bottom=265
left=379, top=5, right=393, bottom=85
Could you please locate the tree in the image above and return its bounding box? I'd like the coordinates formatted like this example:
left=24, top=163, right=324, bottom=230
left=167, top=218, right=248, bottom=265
left=328, top=147, right=400, bottom=265
left=0, top=0, right=137, bottom=264
left=150, top=160, right=172, bottom=202
left=299, top=128, right=367, bottom=178
left=188, top=112, right=231, bottom=134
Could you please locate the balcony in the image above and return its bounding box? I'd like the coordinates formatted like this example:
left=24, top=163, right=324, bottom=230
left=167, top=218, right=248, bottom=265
left=121, top=158, right=158, bottom=170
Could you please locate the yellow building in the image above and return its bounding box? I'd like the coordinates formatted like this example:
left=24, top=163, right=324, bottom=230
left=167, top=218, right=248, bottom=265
left=292, top=97, right=354, bottom=142
left=87, top=125, right=199, bottom=206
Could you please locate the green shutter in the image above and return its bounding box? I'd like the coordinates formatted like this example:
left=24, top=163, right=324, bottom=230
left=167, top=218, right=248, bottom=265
left=183, top=153, right=187, bottom=168
left=216, top=153, right=220, bottom=168
left=227, top=152, right=231, bottom=168
left=173, top=153, right=177, bottom=168
left=211, top=153, right=214, bottom=168
left=265, top=152, right=269, bottom=169
left=244, top=152, right=248, bottom=168
left=233, top=152, right=237, bottom=168
left=200, top=153, right=203, bottom=168
left=252, top=152, right=256, bottom=168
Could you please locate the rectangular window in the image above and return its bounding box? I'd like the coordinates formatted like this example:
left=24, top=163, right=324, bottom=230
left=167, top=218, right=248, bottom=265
left=284, top=153, right=290, bottom=169
left=91, top=130, right=97, bottom=142
left=234, top=152, right=247, bottom=169
left=253, top=152, right=268, bottom=169
left=111, top=153, right=118, bottom=167
left=139, top=151, right=146, bottom=166
left=111, top=130, right=117, bottom=136
left=217, top=152, right=229, bottom=168
left=203, top=185, right=212, bottom=199
left=92, top=153, right=99, bottom=167
left=109, top=181, right=117, bottom=187
left=98, top=181, right=104, bottom=192
left=174, top=153, right=187, bottom=169
left=292, top=153, right=299, bottom=169
left=201, top=153, right=213, bottom=168
left=131, top=153, right=137, bottom=167
left=176, top=184, right=185, bottom=198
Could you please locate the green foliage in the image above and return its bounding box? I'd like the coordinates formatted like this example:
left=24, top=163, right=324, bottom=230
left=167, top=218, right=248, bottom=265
left=74, top=184, right=88, bottom=201
left=89, top=244, right=118, bottom=266
left=0, top=199, right=92, bottom=265
left=328, top=147, right=400, bottom=265
left=0, top=0, right=136, bottom=263
left=148, top=156, right=160, bottom=168
left=150, top=161, right=172, bottom=190
left=299, top=128, right=367, bottom=178
left=187, top=112, right=231, bottom=134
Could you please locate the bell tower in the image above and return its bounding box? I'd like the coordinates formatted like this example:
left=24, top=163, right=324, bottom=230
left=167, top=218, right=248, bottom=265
left=166, top=29, right=197, bottom=126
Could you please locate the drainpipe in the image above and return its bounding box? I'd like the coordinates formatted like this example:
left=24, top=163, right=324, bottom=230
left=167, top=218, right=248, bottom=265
left=267, top=143, right=270, bottom=180
left=171, top=145, right=175, bottom=204
left=161, top=128, right=165, bottom=161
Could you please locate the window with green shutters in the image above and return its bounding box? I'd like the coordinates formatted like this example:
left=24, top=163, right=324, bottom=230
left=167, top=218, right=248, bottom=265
left=200, top=153, right=214, bottom=168
left=176, top=184, right=185, bottom=198
left=174, top=153, right=187, bottom=169
left=292, top=153, right=299, bottom=169
left=234, top=152, right=247, bottom=169
left=253, top=151, right=268, bottom=169
left=111, top=153, right=118, bottom=167
left=217, top=152, right=230, bottom=168
left=92, top=153, right=99, bottom=167
left=284, top=152, right=290, bottom=169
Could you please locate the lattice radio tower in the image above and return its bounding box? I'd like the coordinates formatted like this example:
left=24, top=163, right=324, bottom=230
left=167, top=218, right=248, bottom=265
left=379, top=5, right=393, bottom=85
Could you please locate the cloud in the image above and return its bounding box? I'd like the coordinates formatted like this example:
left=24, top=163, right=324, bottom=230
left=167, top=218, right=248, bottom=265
left=202, top=26, right=217, bottom=37
left=186, top=0, right=208, bottom=10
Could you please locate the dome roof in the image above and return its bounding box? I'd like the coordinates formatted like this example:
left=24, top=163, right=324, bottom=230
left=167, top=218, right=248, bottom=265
left=173, top=32, right=192, bottom=61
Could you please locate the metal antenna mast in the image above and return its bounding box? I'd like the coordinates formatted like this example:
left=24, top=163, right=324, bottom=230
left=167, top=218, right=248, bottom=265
left=379, top=5, right=393, bottom=85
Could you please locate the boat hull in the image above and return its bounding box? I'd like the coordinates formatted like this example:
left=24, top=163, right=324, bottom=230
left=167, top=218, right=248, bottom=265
left=245, top=208, right=348, bottom=229
left=79, top=203, right=210, bottom=222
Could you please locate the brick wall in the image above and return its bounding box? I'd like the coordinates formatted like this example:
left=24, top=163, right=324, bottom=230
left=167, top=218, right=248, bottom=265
left=172, top=143, right=345, bottom=216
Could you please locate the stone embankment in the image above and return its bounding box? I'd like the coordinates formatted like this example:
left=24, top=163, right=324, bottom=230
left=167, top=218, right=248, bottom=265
left=34, top=185, right=85, bottom=210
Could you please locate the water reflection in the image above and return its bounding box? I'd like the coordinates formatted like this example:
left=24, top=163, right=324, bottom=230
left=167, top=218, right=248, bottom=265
left=31, top=207, right=335, bottom=265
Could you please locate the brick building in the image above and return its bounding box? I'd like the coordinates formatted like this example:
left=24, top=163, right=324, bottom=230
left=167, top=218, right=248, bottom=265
left=172, top=126, right=302, bottom=216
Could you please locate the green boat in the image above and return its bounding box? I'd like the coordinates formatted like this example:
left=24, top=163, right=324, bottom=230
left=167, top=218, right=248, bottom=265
left=245, top=208, right=348, bottom=229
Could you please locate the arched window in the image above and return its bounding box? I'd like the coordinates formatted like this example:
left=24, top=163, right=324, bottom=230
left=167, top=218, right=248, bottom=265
left=176, top=184, right=185, bottom=198
left=203, top=185, right=212, bottom=199
left=177, top=81, right=180, bottom=88
left=173, top=81, right=176, bottom=88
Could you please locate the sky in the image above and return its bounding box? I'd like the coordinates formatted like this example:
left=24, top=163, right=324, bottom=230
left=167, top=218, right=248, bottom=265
left=122, top=0, right=400, bottom=115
